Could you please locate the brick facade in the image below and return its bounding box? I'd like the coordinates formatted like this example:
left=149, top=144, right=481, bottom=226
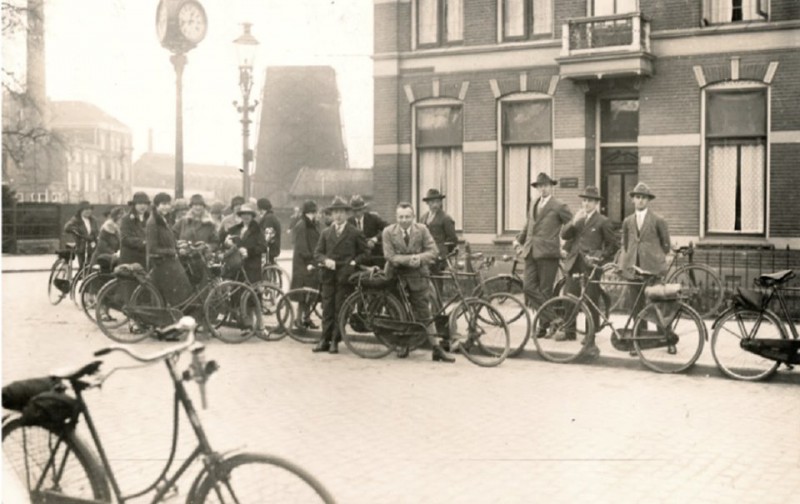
left=373, top=0, right=800, bottom=248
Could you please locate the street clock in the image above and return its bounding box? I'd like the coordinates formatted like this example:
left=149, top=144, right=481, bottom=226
left=156, top=0, right=207, bottom=53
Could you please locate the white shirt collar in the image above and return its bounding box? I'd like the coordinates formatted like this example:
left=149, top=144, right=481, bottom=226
left=539, top=195, right=551, bottom=207
left=635, top=208, right=648, bottom=217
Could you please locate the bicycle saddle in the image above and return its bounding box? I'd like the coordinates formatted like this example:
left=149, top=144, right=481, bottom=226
left=50, top=360, right=102, bottom=381
left=757, top=269, right=795, bottom=287
left=633, top=265, right=659, bottom=278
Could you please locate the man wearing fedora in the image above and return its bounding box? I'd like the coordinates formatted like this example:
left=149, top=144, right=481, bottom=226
left=560, top=186, right=618, bottom=356
left=220, top=203, right=269, bottom=284
left=419, top=188, right=458, bottom=273
left=514, top=173, right=573, bottom=326
left=313, top=196, right=368, bottom=354
left=347, top=194, right=387, bottom=267
left=173, top=194, right=219, bottom=248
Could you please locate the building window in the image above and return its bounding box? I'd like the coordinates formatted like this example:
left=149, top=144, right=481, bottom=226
left=417, top=0, right=463, bottom=48
left=703, top=0, right=768, bottom=24
left=589, top=0, right=638, bottom=16
left=501, top=98, right=552, bottom=232
left=415, top=105, right=463, bottom=227
left=705, top=87, right=766, bottom=235
left=503, top=0, right=552, bottom=39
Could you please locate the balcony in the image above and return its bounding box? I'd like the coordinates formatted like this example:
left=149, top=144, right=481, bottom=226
left=556, top=12, right=655, bottom=80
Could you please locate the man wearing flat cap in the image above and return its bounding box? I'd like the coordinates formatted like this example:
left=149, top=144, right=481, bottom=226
left=513, top=173, right=573, bottom=330
left=560, top=186, right=618, bottom=357
left=347, top=194, right=387, bottom=267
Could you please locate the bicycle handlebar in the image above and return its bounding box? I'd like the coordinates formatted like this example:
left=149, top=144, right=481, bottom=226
left=94, top=316, right=198, bottom=363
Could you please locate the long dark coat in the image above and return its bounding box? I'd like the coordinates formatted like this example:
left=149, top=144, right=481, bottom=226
left=119, top=210, right=148, bottom=267
left=291, top=216, right=321, bottom=289
left=146, top=211, right=193, bottom=306
left=419, top=209, right=457, bottom=260
left=221, top=220, right=268, bottom=284
left=258, top=211, right=282, bottom=261
left=63, top=213, right=99, bottom=263
left=90, top=219, right=121, bottom=270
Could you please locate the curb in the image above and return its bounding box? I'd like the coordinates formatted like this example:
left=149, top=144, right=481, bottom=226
left=2, top=269, right=52, bottom=274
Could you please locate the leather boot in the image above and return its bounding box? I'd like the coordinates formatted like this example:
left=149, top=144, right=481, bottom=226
left=329, top=336, right=339, bottom=354
left=432, top=345, right=455, bottom=363
left=312, top=337, right=330, bottom=353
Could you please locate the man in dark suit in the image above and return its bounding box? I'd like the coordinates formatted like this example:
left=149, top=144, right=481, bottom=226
left=348, top=194, right=387, bottom=267
left=560, top=186, right=618, bottom=357
left=313, top=196, right=368, bottom=354
left=383, top=202, right=454, bottom=362
left=513, top=172, right=573, bottom=334
left=419, top=188, right=458, bottom=273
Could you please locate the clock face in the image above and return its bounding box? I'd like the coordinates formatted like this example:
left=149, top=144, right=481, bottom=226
left=178, top=1, right=207, bottom=44
left=156, top=1, right=168, bottom=42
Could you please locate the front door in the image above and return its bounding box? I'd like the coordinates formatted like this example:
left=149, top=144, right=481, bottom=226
left=599, top=98, right=639, bottom=226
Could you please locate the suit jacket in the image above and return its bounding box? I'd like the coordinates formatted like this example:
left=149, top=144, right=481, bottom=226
left=560, top=211, right=619, bottom=272
left=419, top=209, right=457, bottom=259
left=516, top=197, right=573, bottom=260
left=348, top=212, right=388, bottom=257
left=314, top=222, right=368, bottom=285
left=291, top=216, right=321, bottom=289
left=382, top=222, right=438, bottom=291
left=619, top=210, right=671, bottom=277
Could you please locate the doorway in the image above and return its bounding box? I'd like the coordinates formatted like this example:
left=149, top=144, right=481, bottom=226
left=598, top=98, right=639, bottom=225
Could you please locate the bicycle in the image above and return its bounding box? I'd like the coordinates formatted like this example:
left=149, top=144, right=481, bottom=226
left=532, top=255, right=707, bottom=373
left=601, top=243, right=724, bottom=318
left=79, top=255, right=118, bottom=323
left=281, top=264, right=324, bottom=344
left=2, top=316, right=336, bottom=503
left=261, top=228, right=292, bottom=291
left=710, top=269, right=800, bottom=381
left=47, top=241, right=92, bottom=306
left=339, top=262, right=511, bottom=367
left=94, top=243, right=264, bottom=345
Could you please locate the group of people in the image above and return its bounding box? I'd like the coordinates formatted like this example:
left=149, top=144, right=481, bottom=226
left=514, top=173, right=671, bottom=359
left=290, top=191, right=458, bottom=362
left=63, top=192, right=282, bottom=309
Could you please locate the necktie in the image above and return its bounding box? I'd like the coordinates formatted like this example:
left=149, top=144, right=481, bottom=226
left=404, top=230, right=410, bottom=246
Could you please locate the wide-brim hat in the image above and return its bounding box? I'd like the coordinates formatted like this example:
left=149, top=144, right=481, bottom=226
left=236, top=202, right=258, bottom=216
left=189, top=194, right=206, bottom=207
left=129, top=192, right=150, bottom=205
left=422, top=188, right=446, bottom=201
left=77, top=200, right=93, bottom=212
left=579, top=186, right=602, bottom=201
left=628, top=182, right=656, bottom=199
left=531, top=172, right=557, bottom=187
left=349, top=194, right=368, bottom=210
left=326, top=196, right=351, bottom=212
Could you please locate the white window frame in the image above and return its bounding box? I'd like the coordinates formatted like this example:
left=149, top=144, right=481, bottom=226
left=700, top=80, right=770, bottom=238
left=587, top=0, right=639, bottom=16
left=412, top=0, right=464, bottom=50
left=412, top=97, right=464, bottom=229
left=499, top=0, right=554, bottom=42
left=496, top=92, right=554, bottom=235
left=702, top=0, right=769, bottom=25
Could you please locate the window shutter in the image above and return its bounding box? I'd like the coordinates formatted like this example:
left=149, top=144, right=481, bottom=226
left=706, top=89, right=767, bottom=138
left=416, top=106, right=463, bottom=148
left=502, top=100, right=552, bottom=145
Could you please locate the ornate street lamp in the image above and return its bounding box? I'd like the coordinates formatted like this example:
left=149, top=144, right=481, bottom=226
left=155, top=0, right=207, bottom=199
left=233, top=22, right=259, bottom=200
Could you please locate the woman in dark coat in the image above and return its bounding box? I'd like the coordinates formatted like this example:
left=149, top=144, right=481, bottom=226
left=220, top=203, right=268, bottom=284
left=146, top=192, right=193, bottom=306
left=90, top=206, right=126, bottom=272
left=63, top=200, right=99, bottom=268
left=291, top=200, right=321, bottom=290
left=120, top=192, right=150, bottom=267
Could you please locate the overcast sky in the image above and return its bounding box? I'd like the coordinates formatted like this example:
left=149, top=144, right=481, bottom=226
left=8, top=0, right=374, bottom=169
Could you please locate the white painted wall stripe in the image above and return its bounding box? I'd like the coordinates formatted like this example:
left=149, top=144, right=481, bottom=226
left=489, top=79, right=501, bottom=98
left=374, top=144, right=412, bottom=155
left=638, top=134, right=701, bottom=147
left=547, top=75, right=560, bottom=96
left=553, top=137, right=586, bottom=150
left=731, top=56, right=740, bottom=80
left=463, top=141, right=497, bottom=153
left=771, top=131, right=800, bottom=144
left=764, top=61, right=779, bottom=84
left=432, top=79, right=440, bottom=98
left=459, top=81, right=470, bottom=101
left=692, top=65, right=706, bottom=87
left=403, top=84, right=415, bottom=104
left=519, top=72, right=527, bottom=92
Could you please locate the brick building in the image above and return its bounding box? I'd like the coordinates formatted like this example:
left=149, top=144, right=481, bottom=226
left=132, top=152, right=241, bottom=206
left=372, top=0, right=800, bottom=250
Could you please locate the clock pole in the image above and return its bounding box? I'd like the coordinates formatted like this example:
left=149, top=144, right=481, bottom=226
left=171, top=53, right=187, bottom=199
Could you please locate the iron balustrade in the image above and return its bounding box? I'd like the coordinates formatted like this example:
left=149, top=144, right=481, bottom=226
left=562, top=12, right=651, bottom=56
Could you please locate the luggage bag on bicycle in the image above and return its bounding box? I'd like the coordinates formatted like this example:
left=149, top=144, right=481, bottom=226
left=2, top=377, right=80, bottom=431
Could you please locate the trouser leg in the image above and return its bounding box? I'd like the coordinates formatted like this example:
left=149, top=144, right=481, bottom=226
left=314, top=282, right=335, bottom=352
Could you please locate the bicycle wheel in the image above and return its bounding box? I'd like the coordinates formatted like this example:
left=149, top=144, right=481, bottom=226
left=95, top=279, right=163, bottom=343
left=80, top=272, right=109, bottom=322
left=250, top=281, right=291, bottom=341
left=531, top=296, right=594, bottom=364
left=711, top=308, right=785, bottom=381
left=476, top=275, right=525, bottom=324
left=448, top=298, right=510, bottom=367
left=632, top=301, right=705, bottom=373
left=2, top=418, right=112, bottom=503
left=194, top=452, right=335, bottom=503
left=599, top=264, right=626, bottom=313
left=69, top=266, right=90, bottom=307
left=262, top=264, right=291, bottom=292
left=283, top=288, right=323, bottom=344
left=484, top=292, right=530, bottom=357
left=340, top=290, right=406, bottom=359
left=667, top=264, right=724, bottom=319
left=204, top=281, right=261, bottom=344
left=47, top=259, right=70, bottom=305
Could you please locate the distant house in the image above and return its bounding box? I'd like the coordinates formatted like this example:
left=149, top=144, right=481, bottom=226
left=253, top=66, right=349, bottom=208
left=288, top=167, right=373, bottom=209
left=132, top=152, right=241, bottom=205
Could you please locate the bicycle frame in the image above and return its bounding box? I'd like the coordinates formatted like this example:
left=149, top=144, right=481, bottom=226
left=66, top=356, right=219, bottom=503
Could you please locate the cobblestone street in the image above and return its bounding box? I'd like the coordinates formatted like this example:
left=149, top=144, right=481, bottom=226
left=3, top=270, right=800, bottom=503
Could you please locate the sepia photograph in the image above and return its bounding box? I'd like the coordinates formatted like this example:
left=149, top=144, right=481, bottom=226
left=2, top=0, right=799, bottom=502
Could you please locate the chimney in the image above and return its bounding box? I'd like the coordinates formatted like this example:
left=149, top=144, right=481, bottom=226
left=26, top=0, right=47, bottom=125
left=148, top=128, right=153, bottom=153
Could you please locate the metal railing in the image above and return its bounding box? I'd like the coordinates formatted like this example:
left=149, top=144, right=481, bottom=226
left=561, top=12, right=651, bottom=56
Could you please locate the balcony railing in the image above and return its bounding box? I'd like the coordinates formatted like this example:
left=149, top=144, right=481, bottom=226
left=561, top=12, right=651, bottom=57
